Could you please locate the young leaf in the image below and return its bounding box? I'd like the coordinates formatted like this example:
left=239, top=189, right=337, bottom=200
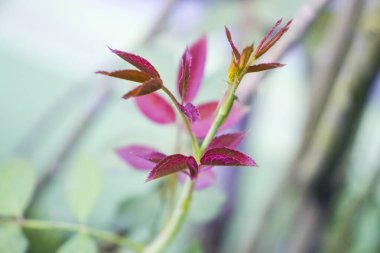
left=207, top=132, right=245, bottom=150
left=116, top=145, right=165, bottom=170
left=0, top=159, right=36, bottom=216
left=66, top=155, right=102, bottom=223
left=108, top=47, right=159, bottom=78
left=201, top=147, right=257, bottom=166
left=178, top=102, right=200, bottom=122
left=147, top=154, right=198, bottom=181
left=135, top=93, right=176, bottom=124
left=191, top=101, right=248, bottom=138
left=247, top=63, right=285, bottom=73
left=177, top=36, right=207, bottom=103
left=96, top=69, right=150, bottom=83
left=0, top=223, right=28, bottom=253
left=177, top=48, right=192, bottom=101
left=57, top=234, right=97, bottom=253
left=122, top=78, right=163, bottom=99
left=254, top=19, right=292, bottom=59
left=224, top=26, right=240, bottom=60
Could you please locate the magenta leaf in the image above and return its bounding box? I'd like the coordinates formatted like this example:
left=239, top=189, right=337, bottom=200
left=147, top=154, right=198, bottom=181
left=135, top=93, right=176, bottom=124
left=122, top=78, right=163, bottom=99
left=201, top=147, right=257, bottom=166
left=247, top=63, right=285, bottom=73
left=108, top=47, right=160, bottom=78
left=138, top=151, right=167, bottom=163
left=254, top=19, right=292, bottom=59
left=177, top=48, right=192, bottom=101
left=207, top=132, right=245, bottom=150
left=225, top=26, right=240, bottom=60
left=177, top=36, right=207, bottom=103
left=178, top=103, right=200, bottom=122
left=191, top=101, right=249, bottom=138
left=95, top=69, right=150, bottom=83
left=116, top=145, right=163, bottom=170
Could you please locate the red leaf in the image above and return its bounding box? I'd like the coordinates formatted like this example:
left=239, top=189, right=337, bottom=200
left=224, top=26, right=240, bottom=60
left=178, top=102, right=200, bottom=122
left=177, top=36, right=207, bottom=103
left=201, top=147, right=257, bottom=166
left=177, top=48, right=192, bottom=101
left=135, top=93, right=176, bottom=124
left=246, top=63, right=285, bottom=73
left=122, top=78, right=163, bottom=99
left=108, top=47, right=160, bottom=78
left=255, top=18, right=283, bottom=55
left=254, top=19, right=292, bottom=59
left=147, top=154, right=198, bottom=181
left=207, top=132, right=245, bottom=150
left=191, top=101, right=249, bottom=138
left=116, top=145, right=163, bottom=170
left=95, top=70, right=150, bottom=83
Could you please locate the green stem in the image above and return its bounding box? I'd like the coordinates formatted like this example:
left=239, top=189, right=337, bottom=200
left=200, top=81, right=239, bottom=155
left=161, top=86, right=200, bottom=160
left=144, top=178, right=194, bottom=253
left=1, top=218, right=143, bottom=252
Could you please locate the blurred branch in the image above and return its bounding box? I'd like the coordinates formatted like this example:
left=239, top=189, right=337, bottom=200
left=142, top=0, right=178, bottom=44
left=298, top=0, right=365, bottom=168
left=204, top=0, right=331, bottom=252
left=322, top=166, right=380, bottom=253
left=257, top=2, right=380, bottom=252
left=237, top=0, right=330, bottom=103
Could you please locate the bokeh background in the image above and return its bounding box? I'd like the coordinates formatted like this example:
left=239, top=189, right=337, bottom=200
left=1, top=0, right=380, bottom=252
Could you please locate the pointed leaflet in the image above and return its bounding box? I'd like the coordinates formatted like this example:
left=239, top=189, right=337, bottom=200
left=0, top=159, right=36, bottom=216
left=207, top=132, right=245, bottom=150
left=0, top=223, right=28, bottom=253
left=108, top=47, right=159, bottom=78
left=116, top=145, right=165, bottom=170
left=96, top=70, right=150, bottom=83
left=66, top=155, right=102, bottom=223
left=177, top=48, right=192, bottom=101
left=177, top=36, right=207, bottom=102
left=191, top=101, right=249, bottom=138
left=178, top=102, right=200, bottom=122
left=224, top=26, right=240, bottom=60
left=201, top=147, right=256, bottom=166
left=147, top=155, right=198, bottom=181
left=135, top=93, right=176, bottom=124
left=122, top=78, right=163, bottom=99
left=57, top=234, right=97, bottom=253
left=238, top=44, right=254, bottom=69
left=254, top=19, right=292, bottom=59
left=247, top=63, right=285, bottom=73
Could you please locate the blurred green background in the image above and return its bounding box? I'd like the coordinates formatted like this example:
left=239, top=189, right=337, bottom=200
left=1, top=0, right=379, bottom=252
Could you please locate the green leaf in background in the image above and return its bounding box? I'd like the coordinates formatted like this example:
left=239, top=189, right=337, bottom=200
left=0, top=159, right=36, bottom=216
left=66, top=155, right=102, bottom=223
left=56, top=234, right=97, bottom=253
left=0, top=223, right=28, bottom=253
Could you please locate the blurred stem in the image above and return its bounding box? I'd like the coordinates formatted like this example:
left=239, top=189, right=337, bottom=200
left=0, top=218, right=142, bottom=252
left=161, top=86, right=200, bottom=160
left=144, top=178, right=194, bottom=253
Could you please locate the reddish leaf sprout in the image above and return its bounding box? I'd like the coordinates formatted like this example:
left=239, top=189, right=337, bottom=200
left=97, top=19, right=291, bottom=187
